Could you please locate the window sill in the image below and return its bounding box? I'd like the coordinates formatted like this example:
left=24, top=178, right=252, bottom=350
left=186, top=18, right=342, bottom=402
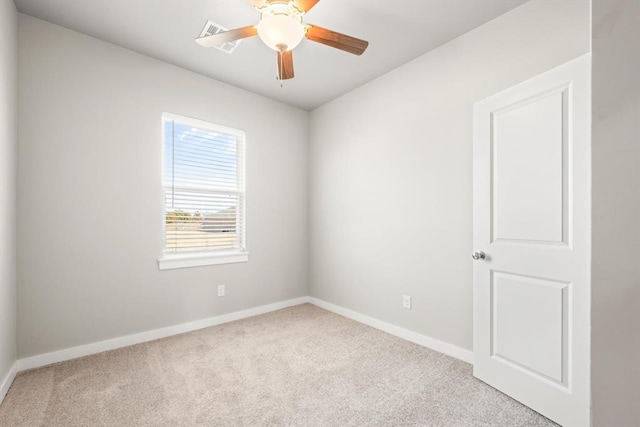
left=158, top=251, right=249, bottom=270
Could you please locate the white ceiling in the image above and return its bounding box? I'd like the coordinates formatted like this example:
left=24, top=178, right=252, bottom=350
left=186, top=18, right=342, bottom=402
left=14, top=0, right=528, bottom=110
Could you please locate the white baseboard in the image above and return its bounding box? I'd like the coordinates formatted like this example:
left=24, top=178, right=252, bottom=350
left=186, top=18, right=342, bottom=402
left=309, top=297, right=474, bottom=364
left=15, top=295, right=472, bottom=373
left=0, top=361, right=18, bottom=406
left=17, top=296, right=311, bottom=372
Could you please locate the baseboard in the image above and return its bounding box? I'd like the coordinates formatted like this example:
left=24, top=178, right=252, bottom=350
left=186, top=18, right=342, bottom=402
left=308, top=297, right=474, bottom=364
left=17, top=296, right=311, bottom=372
left=0, top=361, right=18, bottom=406
left=16, top=295, right=472, bottom=372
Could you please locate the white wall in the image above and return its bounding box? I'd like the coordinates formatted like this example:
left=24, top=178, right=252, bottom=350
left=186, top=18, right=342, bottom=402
left=0, top=0, right=18, bottom=396
left=17, top=15, right=309, bottom=358
left=309, top=0, right=590, bottom=350
left=591, top=1, right=640, bottom=425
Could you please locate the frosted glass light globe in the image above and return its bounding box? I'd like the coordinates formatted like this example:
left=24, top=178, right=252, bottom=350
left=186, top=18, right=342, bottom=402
left=257, top=14, right=305, bottom=52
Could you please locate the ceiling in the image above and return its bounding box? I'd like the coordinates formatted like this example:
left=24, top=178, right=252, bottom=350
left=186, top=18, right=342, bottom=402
left=14, top=0, right=528, bottom=110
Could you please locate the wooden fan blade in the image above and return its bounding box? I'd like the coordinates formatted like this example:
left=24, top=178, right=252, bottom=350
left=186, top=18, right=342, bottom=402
left=277, top=50, right=295, bottom=80
left=305, top=25, right=368, bottom=55
left=292, top=0, right=320, bottom=13
left=195, top=25, right=257, bottom=48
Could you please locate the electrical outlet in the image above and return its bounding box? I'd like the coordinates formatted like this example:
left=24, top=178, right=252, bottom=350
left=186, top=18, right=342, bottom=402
left=403, top=295, right=412, bottom=310
left=217, top=285, right=225, bottom=297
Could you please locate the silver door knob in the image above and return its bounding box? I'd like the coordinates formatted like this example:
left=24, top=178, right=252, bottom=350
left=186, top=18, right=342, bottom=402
left=472, top=251, right=486, bottom=260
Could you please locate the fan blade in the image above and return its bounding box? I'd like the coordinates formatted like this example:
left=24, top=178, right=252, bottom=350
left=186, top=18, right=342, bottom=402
left=305, top=25, right=368, bottom=55
left=292, top=0, right=320, bottom=13
left=277, top=50, right=295, bottom=80
left=195, top=25, right=257, bottom=47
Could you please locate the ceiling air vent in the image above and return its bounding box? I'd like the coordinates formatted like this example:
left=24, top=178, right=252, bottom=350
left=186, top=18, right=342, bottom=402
left=199, top=21, right=242, bottom=54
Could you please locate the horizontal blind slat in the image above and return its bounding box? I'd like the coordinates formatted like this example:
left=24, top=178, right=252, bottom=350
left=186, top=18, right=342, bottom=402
left=168, top=172, right=238, bottom=185
left=173, top=157, right=237, bottom=170
left=171, top=145, right=237, bottom=159
left=163, top=185, right=243, bottom=196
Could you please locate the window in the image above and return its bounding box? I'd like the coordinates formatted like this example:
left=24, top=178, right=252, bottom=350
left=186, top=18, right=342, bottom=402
left=158, top=113, right=247, bottom=270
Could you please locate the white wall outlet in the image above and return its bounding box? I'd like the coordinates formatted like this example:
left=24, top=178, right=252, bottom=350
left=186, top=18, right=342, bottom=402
left=217, top=285, right=225, bottom=297
left=403, top=295, right=412, bottom=310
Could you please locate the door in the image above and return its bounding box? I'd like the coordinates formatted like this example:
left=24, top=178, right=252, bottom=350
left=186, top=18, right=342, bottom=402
left=473, top=55, right=590, bottom=427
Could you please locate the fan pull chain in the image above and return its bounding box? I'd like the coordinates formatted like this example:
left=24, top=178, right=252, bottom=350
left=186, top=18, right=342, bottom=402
left=277, top=44, right=286, bottom=88
left=279, top=53, right=284, bottom=88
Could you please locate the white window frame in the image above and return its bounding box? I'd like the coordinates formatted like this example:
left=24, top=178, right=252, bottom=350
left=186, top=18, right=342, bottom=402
left=158, top=112, right=248, bottom=270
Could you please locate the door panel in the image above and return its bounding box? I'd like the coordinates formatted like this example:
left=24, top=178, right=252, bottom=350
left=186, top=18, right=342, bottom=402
left=492, top=271, right=568, bottom=384
left=492, top=87, right=567, bottom=244
left=473, top=55, right=590, bottom=427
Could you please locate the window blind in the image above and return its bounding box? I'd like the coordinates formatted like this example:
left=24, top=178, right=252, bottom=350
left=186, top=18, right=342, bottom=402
left=162, top=113, right=246, bottom=255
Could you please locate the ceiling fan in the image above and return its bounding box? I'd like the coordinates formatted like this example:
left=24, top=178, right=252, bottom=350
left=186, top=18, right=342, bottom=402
left=195, top=0, right=369, bottom=81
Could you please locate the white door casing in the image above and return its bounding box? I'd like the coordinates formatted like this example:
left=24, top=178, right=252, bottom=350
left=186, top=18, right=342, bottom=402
left=473, top=55, right=590, bottom=427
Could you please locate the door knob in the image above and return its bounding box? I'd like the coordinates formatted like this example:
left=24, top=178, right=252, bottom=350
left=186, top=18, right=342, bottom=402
left=472, top=251, right=486, bottom=260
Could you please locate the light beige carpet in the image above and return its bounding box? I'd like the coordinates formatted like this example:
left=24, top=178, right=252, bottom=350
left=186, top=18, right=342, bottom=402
left=0, top=304, right=556, bottom=426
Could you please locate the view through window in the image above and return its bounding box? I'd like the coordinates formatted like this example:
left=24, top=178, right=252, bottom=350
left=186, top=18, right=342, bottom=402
left=162, top=113, right=246, bottom=255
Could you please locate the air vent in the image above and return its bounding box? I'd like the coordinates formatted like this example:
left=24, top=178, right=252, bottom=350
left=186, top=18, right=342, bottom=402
left=199, top=21, right=242, bottom=54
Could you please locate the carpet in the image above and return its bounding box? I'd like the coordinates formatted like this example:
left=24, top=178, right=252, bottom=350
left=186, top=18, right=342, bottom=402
left=0, top=304, right=556, bottom=426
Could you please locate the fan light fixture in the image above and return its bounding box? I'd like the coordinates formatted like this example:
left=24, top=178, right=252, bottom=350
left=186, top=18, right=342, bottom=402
left=195, top=0, right=370, bottom=81
left=257, top=3, right=305, bottom=52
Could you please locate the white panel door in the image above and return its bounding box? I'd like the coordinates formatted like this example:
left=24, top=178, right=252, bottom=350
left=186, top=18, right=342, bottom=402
left=473, top=55, right=590, bottom=427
